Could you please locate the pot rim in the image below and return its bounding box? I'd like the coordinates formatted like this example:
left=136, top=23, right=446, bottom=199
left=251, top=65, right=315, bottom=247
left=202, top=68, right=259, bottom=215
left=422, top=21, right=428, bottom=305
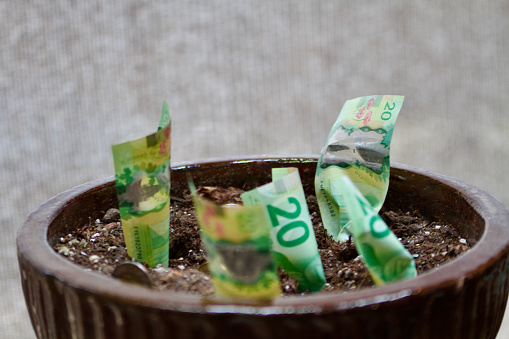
left=17, top=155, right=509, bottom=314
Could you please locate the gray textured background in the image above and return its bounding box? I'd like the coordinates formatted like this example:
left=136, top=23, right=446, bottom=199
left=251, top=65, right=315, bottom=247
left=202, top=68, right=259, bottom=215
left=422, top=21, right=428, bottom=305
left=1, top=1, right=508, bottom=338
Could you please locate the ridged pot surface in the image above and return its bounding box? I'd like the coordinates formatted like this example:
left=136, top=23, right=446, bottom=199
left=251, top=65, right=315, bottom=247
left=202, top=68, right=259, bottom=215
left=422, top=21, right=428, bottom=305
left=17, top=156, right=509, bottom=339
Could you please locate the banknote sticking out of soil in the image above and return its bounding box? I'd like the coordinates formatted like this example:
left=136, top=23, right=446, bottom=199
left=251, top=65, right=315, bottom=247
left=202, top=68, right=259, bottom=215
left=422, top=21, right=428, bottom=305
left=53, top=185, right=471, bottom=297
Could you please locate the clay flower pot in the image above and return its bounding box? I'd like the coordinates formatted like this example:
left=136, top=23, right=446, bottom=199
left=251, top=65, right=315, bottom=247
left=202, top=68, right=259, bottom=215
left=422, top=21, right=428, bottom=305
left=17, top=156, right=509, bottom=339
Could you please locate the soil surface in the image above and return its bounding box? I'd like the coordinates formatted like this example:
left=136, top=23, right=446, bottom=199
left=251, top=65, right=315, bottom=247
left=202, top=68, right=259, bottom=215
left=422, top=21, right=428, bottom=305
left=54, top=186, right=471, bottom=297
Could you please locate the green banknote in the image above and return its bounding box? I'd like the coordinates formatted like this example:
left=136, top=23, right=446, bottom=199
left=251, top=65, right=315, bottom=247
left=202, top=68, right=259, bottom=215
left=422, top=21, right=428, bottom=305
left=316, top=95, right=404, bottom=241
left=189, top=181, right=281, bottom=300
left=112, top=101, right=171, bottom=267
left=242, top=168, right=326, bottom=292
left=333, top=176, right=416, bottom=284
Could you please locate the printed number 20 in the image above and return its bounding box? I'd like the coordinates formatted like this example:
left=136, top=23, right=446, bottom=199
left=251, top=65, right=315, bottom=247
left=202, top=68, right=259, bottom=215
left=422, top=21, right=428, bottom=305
left=266, top=197, right=309, bottom=248
left=381, top=102, right=396, bottom=120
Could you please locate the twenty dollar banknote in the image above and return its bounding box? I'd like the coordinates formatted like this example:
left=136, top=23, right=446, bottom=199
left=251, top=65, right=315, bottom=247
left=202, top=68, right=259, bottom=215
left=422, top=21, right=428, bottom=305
left=189, top=181, right=281, bottom=300
left=112, top=102, right=171, bottom=267
left=333, top=176, right=416, bottom=284
left=315, top=95, right=404, bottom=241
left=242, top=167, right=326, bottom=292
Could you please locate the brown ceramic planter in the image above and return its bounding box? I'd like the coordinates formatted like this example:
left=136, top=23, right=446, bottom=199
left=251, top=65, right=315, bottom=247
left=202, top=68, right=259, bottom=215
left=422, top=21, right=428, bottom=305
left=17, top=156, right=509, bottom=339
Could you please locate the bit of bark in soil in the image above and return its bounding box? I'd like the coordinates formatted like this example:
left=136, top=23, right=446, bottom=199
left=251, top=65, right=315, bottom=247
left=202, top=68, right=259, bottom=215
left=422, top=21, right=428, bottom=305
left=54, top=186, right=471, bottom=297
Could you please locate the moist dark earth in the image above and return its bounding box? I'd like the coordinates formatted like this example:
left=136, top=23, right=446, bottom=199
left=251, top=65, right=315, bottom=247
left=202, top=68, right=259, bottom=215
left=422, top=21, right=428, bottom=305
left=54, top=186, right=471, bottom=297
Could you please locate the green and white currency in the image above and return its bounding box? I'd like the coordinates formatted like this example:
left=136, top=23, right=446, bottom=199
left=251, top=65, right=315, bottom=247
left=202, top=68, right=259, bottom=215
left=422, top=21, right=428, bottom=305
left=112, top=101, right=171, bottom=267
left=333, top=176, right=416, bottom=284
left=316, top=95, right=404, bottom=241
left=190, top=181, right=281, bottom=300
left=242, top=167, right=326, bottom=292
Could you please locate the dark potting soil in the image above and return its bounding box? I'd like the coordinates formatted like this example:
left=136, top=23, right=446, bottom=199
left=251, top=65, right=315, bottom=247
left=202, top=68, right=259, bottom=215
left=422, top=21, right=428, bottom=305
left=53, top=186, right=471, bottom=297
